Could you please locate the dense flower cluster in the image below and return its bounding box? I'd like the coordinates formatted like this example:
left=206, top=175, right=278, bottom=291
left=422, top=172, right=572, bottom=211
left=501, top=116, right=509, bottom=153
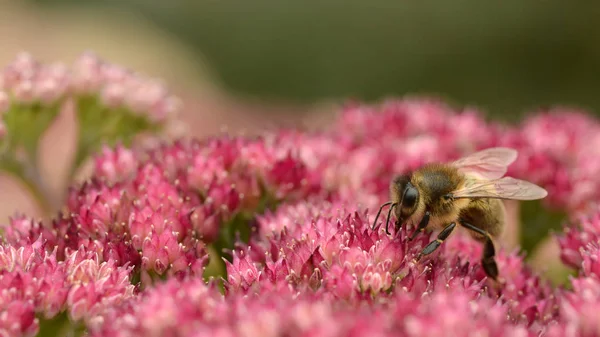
left=3, top=53, right=600, bottom=336
left=551, top=207, right=600, bottom=336
left=0, top=52, right=177, bottom=122
left=500, top=110, right=600, bottom=213
left=0, top=53, right=69, bottom=106
left=0, top=52, right=182, bottom=217
left=558, top=210, right=600, bottom=272
left=70, top=52, right=178, bottom=123
left=2, top=136, right=318, bottom=287
left=230, top=201, right=559, bottom=326
left=0, top=237, right=133, bottom=336
left=285, top=102, right=600, bottom=214
left=0, top=52, right=177, bottom=158
left=91, top=277, right=535, bottom=337
left=277, top=100, right=502, bottom=208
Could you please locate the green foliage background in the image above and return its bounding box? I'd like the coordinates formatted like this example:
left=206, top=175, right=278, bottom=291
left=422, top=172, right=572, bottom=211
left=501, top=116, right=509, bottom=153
left=30, top=0, right=600, bottom=122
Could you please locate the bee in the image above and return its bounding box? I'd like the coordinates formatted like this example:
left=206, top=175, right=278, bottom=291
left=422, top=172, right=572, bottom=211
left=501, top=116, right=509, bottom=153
left=371, top=147, right=548, bottom=281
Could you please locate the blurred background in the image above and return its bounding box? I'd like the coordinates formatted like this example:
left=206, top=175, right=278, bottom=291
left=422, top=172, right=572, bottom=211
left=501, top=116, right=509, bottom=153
left=1, top=0, right=598, bottom=280
left=7, top=0, right=600, bottom=124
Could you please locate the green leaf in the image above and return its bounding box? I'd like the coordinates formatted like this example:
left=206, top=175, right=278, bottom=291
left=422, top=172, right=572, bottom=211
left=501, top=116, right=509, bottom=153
left=37, top=311, right=86, bottom=337
left=69, top=95, right=163, bottom=179
left=3, top=102, right=61, bottom=160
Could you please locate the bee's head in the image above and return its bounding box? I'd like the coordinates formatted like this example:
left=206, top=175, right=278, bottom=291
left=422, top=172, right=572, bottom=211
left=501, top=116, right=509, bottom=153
left=391, top=175, right=420, bottom=223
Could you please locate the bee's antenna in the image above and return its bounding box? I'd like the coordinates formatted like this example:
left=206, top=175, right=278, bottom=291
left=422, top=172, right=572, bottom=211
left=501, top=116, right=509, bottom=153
left=385, top=203, right=397, bottom=235
left=372, top=201, right=393, bottom=230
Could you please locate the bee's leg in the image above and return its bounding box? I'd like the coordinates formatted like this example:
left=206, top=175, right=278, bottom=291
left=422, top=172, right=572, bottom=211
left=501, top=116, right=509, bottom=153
left=384, top=204, right=396, bottom=235
left=459, top=222, right=498, bottom=281
left=409, top=211, right=430, bottom=241
left=415, top=222, right=456, bottom=261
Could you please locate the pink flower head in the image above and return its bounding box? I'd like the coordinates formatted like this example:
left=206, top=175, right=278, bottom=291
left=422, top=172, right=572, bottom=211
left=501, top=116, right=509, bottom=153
left=226, top=200, right=488, bottom=299
left=2, top=133, right=320, bottom=285
left=581, top=243, right=600, bottom=278
left=70, top=51, right=104, bottom=94
left=1, top=52, right=69, bottom=104
left=225, top=249, right=261, bottom=292
left=88, top=277, right=226, bottom=337
left=185, top=136, right=315, bottom=210
left=501, top=109, right=600, bottom=212
left=63, top=248, right=135, bottom=325
left=0, top=237, right=134, bottom=332
left=94, top=145, right=137, bottom=184
left=548, top=276, right=600, bottom=337
left=558, top=211, right=600, bottom=271
left=0, top=238, right=69, bottom=320
left=393, top=289, right=533, bottom=337
left=1, top=214, right=56, bottom=249
left=444, top=233, right=559, bottom=327
left=290, top=99, right=511, bottom=210
left=70, top=52, right=179, bottom=123
left=0, top=300, right=38, bottom=337
left=90, top=276, right=540, bottom=337
left=125, top=77, right=180, bottom=123
left=188, top=206, right=220, bottom=242
left=140, top=228, right=208, bottom=278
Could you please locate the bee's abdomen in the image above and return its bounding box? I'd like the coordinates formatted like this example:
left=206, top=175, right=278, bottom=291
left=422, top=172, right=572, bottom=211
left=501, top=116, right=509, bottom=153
left=459, top=198, right=505, bottom=240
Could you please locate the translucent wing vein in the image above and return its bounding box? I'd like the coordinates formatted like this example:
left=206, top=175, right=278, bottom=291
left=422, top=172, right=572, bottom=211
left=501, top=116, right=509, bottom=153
left=452, top=176, right=548, bottom=200
left=452, top=147, right=518, bottom=180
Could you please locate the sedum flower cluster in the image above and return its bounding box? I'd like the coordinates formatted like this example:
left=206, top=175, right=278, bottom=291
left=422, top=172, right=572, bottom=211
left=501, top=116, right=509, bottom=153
left=2, top=54, right=600, bottom=336
left=0, top=52, right=179, bottom=215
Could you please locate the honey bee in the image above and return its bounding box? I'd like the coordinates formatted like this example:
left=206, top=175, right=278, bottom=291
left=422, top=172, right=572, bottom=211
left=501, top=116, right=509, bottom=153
left=371, top=147, right=548, bottom=281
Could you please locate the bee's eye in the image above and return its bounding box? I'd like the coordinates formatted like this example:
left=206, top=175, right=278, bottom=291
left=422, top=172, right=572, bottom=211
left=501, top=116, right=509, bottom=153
left=443, top=194, right=452, bottom=201
left=402, top=186, right=418, bottom=208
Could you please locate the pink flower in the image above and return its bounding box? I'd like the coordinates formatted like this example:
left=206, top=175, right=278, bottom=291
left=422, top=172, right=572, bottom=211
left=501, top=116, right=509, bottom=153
left=95, top=145, right=137, bottom=184
left=445, top=233, right=559, bottom=327
left=188, top=206, right=220, bottom=242
left=0, top=300, right=38, bottom=337
left=547, top=276, right=600, bottom=337
left=226, top=249, right=261, bottom=292
left=396, top=290, right=533, bottom=337
left=90, top=276, right=537, bottom=337
left=558, top=211, right=600, bottom=271
left=501, top=110, right=600, bottom=212
left=282, top=99, right=509, bottom=210
left=581, top=243, right=600, bottom=278
left=140, top=228, right=208, bottom=278
left=0, top=238, right=134, bottom=332
left=0, top=238, right=69, bottom=320
left=8, top=92, right=600, bottom=336
left=70, top=51, right=104, bottom=94
left=63, top=249, right=134, bottom=328
left=70, top=52, right=179, bottom=122
left=88, top=278, right=226, bottom=337
left=227, top=201, right=484, bottom=299
left=1, top=52, right=69, bottom=104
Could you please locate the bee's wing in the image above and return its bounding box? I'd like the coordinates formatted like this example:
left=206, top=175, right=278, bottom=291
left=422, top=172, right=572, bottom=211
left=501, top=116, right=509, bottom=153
left=451, top=147, right=518, bottom=180
left=451, top=176, right=548, bottom=200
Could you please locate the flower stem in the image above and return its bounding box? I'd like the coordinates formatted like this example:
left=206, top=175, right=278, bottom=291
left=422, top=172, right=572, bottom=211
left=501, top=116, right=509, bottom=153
left=68, top=138, right=92, bottom=180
